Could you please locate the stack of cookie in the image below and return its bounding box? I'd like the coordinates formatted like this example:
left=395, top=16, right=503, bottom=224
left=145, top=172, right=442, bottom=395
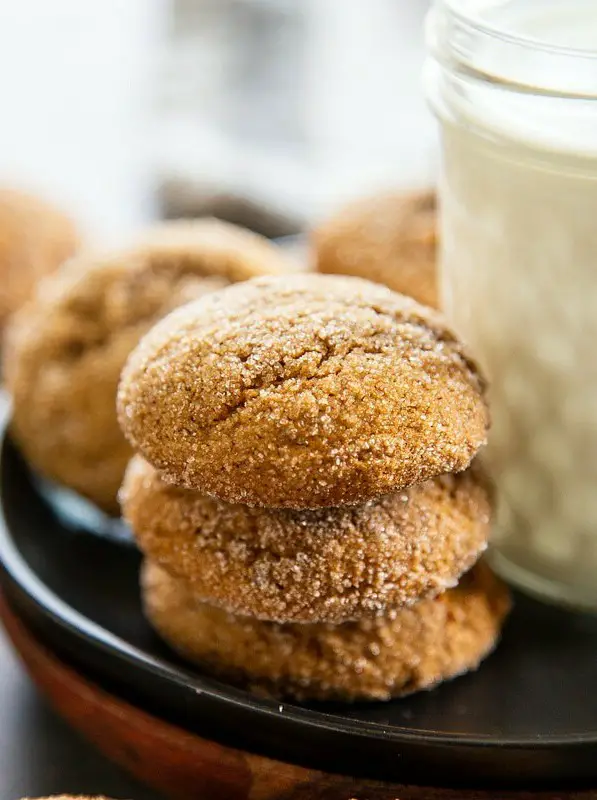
left=118, top=274, right=510, bottom=702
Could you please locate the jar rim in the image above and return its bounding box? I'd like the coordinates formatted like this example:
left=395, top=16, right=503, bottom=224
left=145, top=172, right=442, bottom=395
left=441, top=0, right=597, bottom=58
left=427, top=0, right=597, bottom=100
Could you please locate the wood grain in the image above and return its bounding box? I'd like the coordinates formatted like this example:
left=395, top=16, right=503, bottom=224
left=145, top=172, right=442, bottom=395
left=0, top=593, right=595, bottom=800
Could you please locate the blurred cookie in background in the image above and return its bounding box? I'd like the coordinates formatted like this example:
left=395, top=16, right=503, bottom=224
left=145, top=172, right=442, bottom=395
left=313, top=189, right=437, bottom=308
left=0, top=187, right=80, bottom=330
left=4, top=219, right=290, bottom=514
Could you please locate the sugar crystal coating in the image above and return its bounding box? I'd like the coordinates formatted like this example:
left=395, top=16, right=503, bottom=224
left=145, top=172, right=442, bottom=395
left=122, top=456, right=491, bottom=623
left=118, top=273, right=489, bottom=508
left=4, top=219, right=288, bottom=512
left=142, top=560, right=511, bottom=702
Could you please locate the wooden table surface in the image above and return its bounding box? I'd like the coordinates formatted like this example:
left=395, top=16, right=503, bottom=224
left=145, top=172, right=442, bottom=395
left=2, top=590, right=596, bottom=800
left=0, top=623, right=162, bottom=799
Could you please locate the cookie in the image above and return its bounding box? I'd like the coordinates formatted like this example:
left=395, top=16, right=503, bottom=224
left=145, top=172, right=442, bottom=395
left=123, top=456, right=491, bottom=623
left=4, top=219, right=288, bottom=513
left=118, top=274, right=488, bottom=508
left=142, top=560, right=511, bottom=702
left=314, top=189, right=437, bottom=308
left=0, top=187, right=79, bottom=327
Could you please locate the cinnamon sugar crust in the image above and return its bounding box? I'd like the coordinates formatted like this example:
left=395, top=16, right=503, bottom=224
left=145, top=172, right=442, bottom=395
left=118, top=274, right=488, bottom=508
left=123, top=457, right=491, bottom=623
left=5, top=219, right=288, bottom=512
left=142, top=560, right=511, bottom=702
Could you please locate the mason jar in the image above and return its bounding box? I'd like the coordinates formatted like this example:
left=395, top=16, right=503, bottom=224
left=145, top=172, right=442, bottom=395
left=425, top=0, right=597, bottom=610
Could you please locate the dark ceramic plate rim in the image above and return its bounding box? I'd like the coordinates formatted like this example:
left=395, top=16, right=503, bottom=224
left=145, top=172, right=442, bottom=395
left=1, top=428, right=596, bottom=751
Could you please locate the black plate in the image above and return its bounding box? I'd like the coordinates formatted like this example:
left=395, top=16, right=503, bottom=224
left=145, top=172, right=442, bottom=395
left=1, top=431, right=597, bottom=788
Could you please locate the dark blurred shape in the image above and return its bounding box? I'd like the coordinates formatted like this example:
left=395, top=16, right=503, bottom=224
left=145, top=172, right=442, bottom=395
left=159, top=178, right=301, bottom=238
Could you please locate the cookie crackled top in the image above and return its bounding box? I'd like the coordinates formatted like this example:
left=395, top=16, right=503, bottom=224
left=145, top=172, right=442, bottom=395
left=118, top=274, right=489, bottom=508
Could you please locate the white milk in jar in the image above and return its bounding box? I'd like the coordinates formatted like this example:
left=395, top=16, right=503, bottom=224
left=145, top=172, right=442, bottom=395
left=426, top=0, right=597, bottom=609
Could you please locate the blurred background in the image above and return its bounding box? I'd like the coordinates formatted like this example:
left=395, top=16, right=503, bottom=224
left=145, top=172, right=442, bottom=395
left=0, top=0, right=436, bottom=244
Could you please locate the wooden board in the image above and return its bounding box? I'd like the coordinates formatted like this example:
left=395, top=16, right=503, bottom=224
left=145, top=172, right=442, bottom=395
left=1, top=593, right=595, bottom=800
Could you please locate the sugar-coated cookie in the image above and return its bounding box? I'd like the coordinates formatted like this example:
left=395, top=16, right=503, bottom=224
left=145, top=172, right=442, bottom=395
left=123, top=456, right=491, bottom=623
left=5, top=220, right=288, bottom=512
left=142, top=560, right=511, bottom=702
left=314, top=189, right=437, bottom=308
left=0, top=187, right=79, bottom=327
left=118, top=274, right=488, bottom=508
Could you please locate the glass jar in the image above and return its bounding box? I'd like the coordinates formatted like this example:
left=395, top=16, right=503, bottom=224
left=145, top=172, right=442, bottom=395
left=425, top=0, right=597, bottom=611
